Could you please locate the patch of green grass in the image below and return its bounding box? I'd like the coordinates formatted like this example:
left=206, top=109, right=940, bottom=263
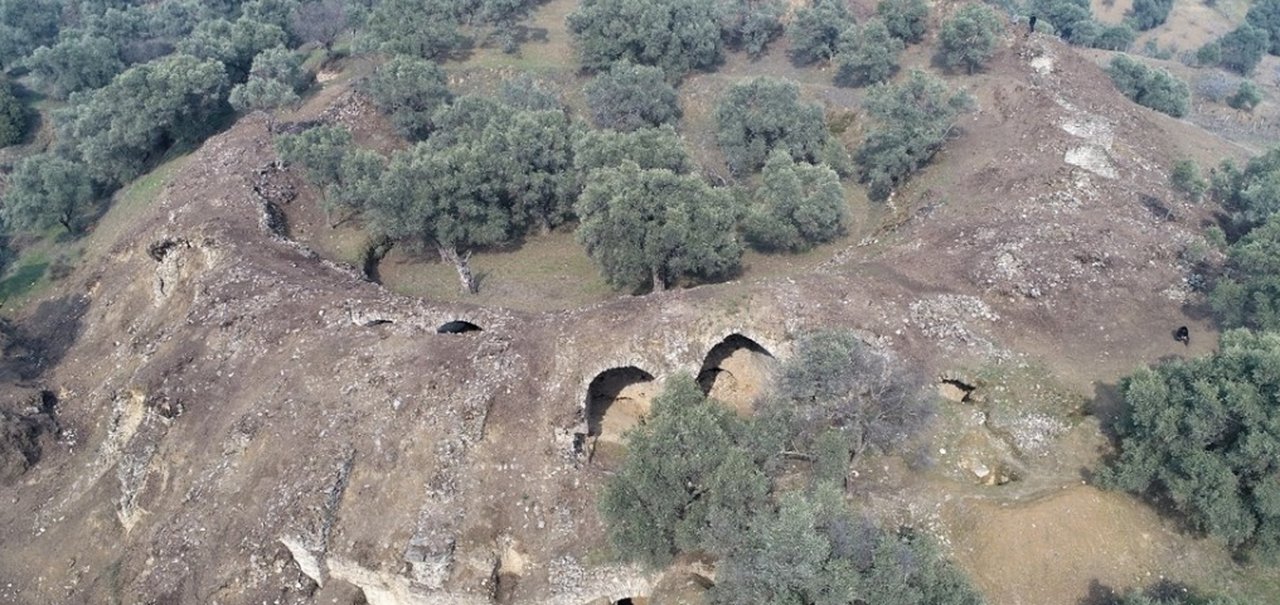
left=0, top=260, right=49, bottom=302
left=84, top=153, right=190, bottom=260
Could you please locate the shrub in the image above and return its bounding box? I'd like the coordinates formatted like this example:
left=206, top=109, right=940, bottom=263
left=767, top=329, right=934, bottom=456
left=711, top=486, right=985, bottom=605
left=714, top=77, right=832, bottom=175
left=788, top=0, right=855, bottom=65
left=744, top=151, right=848, bottom=252
left=877, top=0, right=929, bottom=43
left=362, top=55, right=452, bottom=140
left=938, top=3, right=1003, bottom=74
left=1098, top=329, right=1280, bottom=560
left=1170, top=159, right=1207, bottom=202
left=1117, top=582, right=1255, bottom=605
left=1193, top=70, right=1239, bottom=102
left=833, top=19, right=903, bottom=87
left=568, top=0, right=723, bottom=77
left=1106, top=54, right=1190, bottom=117
left=1229, top=80, right=1263, bottom=110
left=584, top=62, right=680, bottom=131
left=0, top=77, right=25, bottom=147
left=856, top=70, right=970, bottom=200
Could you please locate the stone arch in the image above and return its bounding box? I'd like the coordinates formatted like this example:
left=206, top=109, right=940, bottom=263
left=584, top=367, right=656, bottom=444
left=696, top=333, right=776, bottom=414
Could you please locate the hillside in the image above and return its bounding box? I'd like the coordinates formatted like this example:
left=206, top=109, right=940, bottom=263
left=1, top=1, right=1278, bottom=604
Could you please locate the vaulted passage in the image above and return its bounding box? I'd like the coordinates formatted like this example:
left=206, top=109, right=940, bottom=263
left=697, top=334, right=775, bottom=415
left=437, top=320, right=482, bottom=334
left=585, top=367, right=656, bottom=445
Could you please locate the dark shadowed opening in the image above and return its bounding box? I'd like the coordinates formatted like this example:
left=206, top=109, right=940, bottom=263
left=585, top=367, right=656, bottom=439
left=437, top=320, right=482, bottom=334
left=696, top=334, right=775, bottom=414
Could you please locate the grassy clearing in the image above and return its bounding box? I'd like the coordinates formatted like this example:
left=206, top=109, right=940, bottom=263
left=378, top=230, right=615, bottom=312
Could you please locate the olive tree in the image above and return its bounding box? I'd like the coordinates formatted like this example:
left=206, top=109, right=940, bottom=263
left=567, top=0, right=723, bottom=77
left=1245, top=0, right=1280, bottom=55
left=717, top=0, right=784, bottom=57
left=1107, top=54, right=1191, bottom=117
left=1210, top=146, right=1280, bottom=236
left=359, top=0, right=464, bottom=59
left=370, top=141, right=517, bottom=294
left=275, top=124, right=353, bottom=186
left=1098, top=329, right=1280, bottom=560
left=877, top=0, right=928, bottom=43
left=576, top=162, right=742, bottom=291
left=938, top=3, right=1003, bottom=74
left=0, top=77, right=25, bottom=147
left=24, top=35, right=125, bottom=99
left=712, top=486, right=985, bottom=605
left=362, top=55, right=452, bottom=140
left=599, top=374, right=769, bottom=567
left=573, top=125, right=693, bottom=177
left=584, top=61, right=680, bottom=131
left=856, top=70, right=971, bottom=200
left=744, top=150, right=848, bottom=252
left=56, top=53, right=230, bottom=185
left=714, top=77, right=833, bottom=175
left=1210, top=215, right=1280, bottom=331
left=1, top=154, right=97, bottom=233
left=788, top=0, right=855, bottom=65
left=834, top=19, right=903, bottom=87
left=289, top=0, right=348, bottom=49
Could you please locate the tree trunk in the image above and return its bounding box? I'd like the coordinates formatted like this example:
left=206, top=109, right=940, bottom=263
left=651, top=267, right=666, bottom=292
left=438, top=245, right=478, bottom=294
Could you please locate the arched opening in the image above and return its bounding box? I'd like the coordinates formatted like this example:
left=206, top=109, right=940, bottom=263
left=437, top=320, right=482, bottom=334
left=613, top=598, right=648, bottom=605
left=697, top=334, right=775, bottom=415
left=582, top=367, right=656, bottom=464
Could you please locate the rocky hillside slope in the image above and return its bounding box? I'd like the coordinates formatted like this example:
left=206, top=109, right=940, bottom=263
left=0, top=33, right=1250, bottom=605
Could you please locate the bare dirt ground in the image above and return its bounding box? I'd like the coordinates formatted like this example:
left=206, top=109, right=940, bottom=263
left=0, top=3, right=1276, bottom=604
